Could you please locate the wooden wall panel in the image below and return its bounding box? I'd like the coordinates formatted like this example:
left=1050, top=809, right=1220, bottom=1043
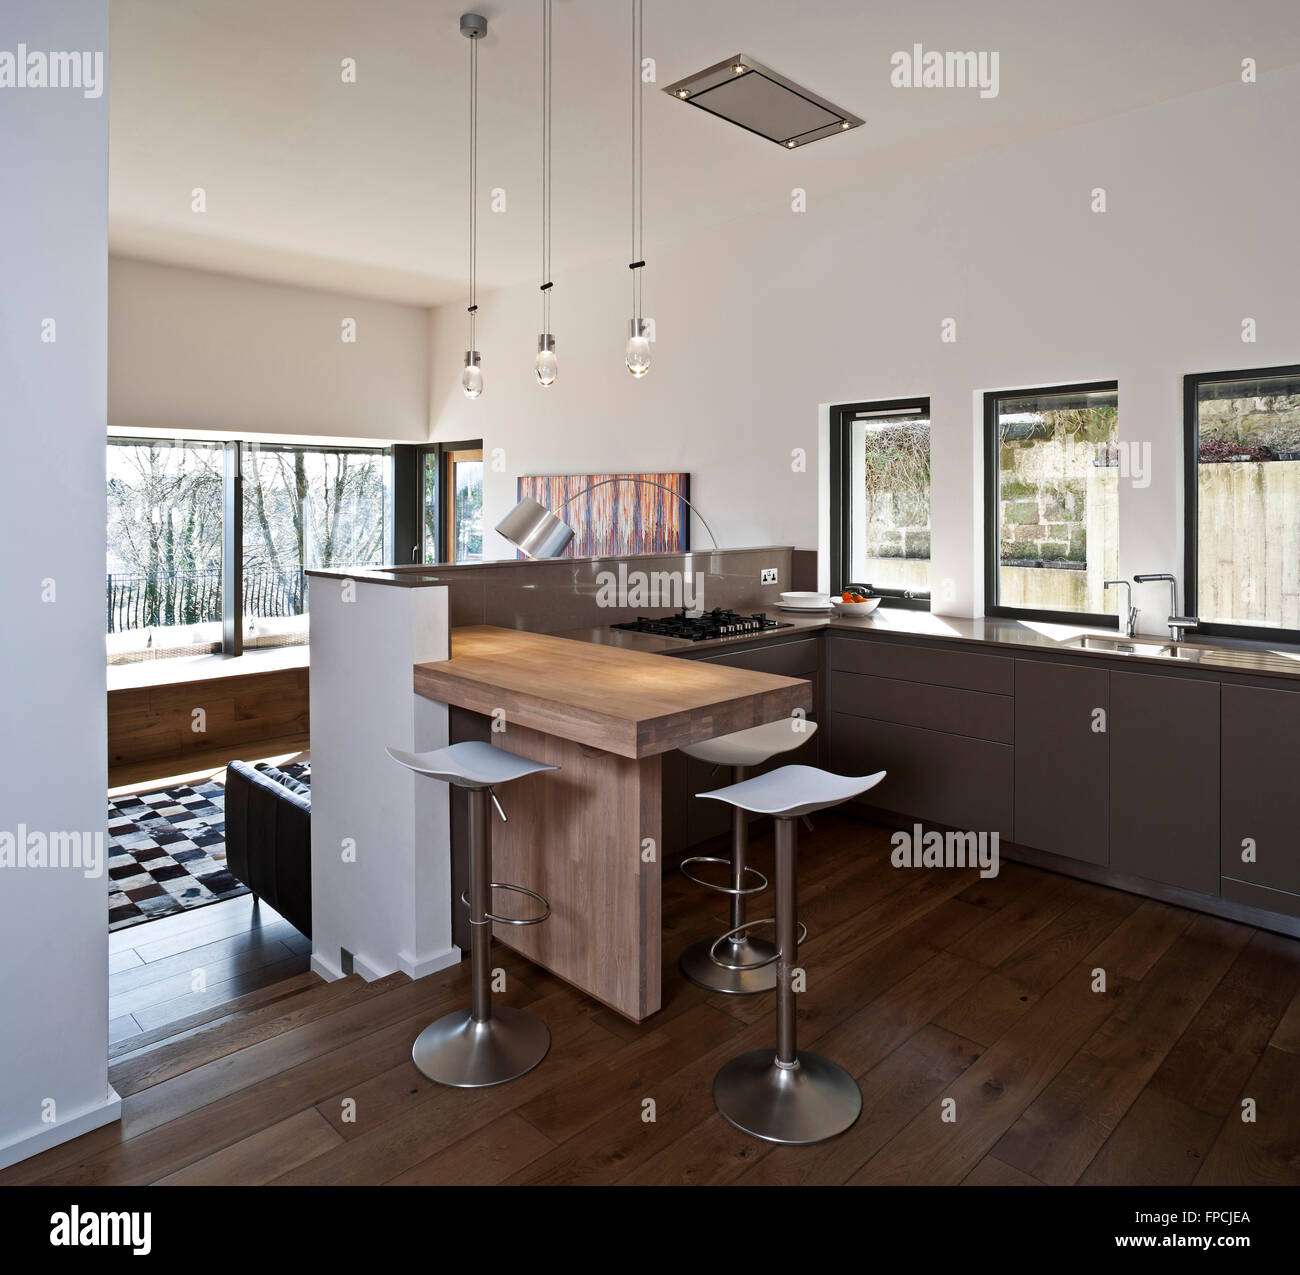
left=107, top=668, right=310, bottom=768
left=468, top=722, right=663, bottom=1022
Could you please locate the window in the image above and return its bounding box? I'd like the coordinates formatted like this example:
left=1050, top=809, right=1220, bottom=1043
left=106, top=437, right=391, bottom=663
left=830, top=399, right=931, bottom=606
left=107, top=438, right=225, bottom=663
left=421, top=450, right=439, bottom=563
left=242, top=444, right=389, bottom=649
left=984, top=382, right=1119, bottom=624
left=420, top=440, right=484, bottom=565
left=1185, top=363, right=1300, bottom=641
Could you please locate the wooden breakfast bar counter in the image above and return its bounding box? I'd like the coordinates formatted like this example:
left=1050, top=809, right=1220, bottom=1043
left=414, top=625, right=813, bottom=1020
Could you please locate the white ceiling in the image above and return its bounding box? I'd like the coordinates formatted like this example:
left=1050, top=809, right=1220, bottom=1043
left=109, top=0, right=1300, bottom=307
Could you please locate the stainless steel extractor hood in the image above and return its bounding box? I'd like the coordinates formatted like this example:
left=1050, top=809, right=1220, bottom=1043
left=662, top=55, right=863, bottom=149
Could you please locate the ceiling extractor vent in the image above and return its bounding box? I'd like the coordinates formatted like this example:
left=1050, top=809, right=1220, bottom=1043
left=662, top=55, right=863, bottom=149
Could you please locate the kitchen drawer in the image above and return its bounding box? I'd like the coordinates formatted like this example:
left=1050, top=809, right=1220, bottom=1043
left=828, top=712, right=1013, bottom=837
left=699, top=636, right=820, bottom=678
left=1220, top=876, right=1300, bottom=922
left=829, top=670, right=1012, bottom=744
left=1221, top=683, right=1300, bottom=896
left=829, top=636, right=1013, bottom=696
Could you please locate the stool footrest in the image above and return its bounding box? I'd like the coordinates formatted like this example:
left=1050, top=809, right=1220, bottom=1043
left=460, top=882, right=550, bottom=926
left=680, top=855, right=768, bottom=898
left=708, top=918, right=808, bottom=971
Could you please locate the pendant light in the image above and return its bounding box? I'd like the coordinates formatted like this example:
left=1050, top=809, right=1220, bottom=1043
left=460, top=13, right=486, bottom=399
left=625, top=0, right=651, bottom=378
left=534, top=0, right=557, bottom=387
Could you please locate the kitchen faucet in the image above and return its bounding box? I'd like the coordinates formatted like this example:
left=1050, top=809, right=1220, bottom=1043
left=1104, top=579, right=1137, bottom=638
left=1133, top=573, right=1198, bottom=641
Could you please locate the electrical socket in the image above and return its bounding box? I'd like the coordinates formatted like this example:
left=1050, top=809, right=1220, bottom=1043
left=761, top=568, right=779, bottom=585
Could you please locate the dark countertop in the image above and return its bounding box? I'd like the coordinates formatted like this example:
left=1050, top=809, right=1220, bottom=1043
left=557, top=609, right=1300, bottom=681
left=308, top=556, right=1300, bottom=682
left=552, top=612, right=830, bottom=655
left=304, top=545, right=794, bottom=586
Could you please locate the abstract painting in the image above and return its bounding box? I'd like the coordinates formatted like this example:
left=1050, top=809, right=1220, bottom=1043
left=515, top=472, right=691, bottom=558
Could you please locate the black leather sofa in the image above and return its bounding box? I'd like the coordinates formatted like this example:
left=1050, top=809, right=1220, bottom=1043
left=223, top=761, right=312, bottom=939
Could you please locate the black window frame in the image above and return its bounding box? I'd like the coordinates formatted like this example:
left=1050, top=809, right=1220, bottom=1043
left=828, top=397, right=932, bottom=610
left=393, top=444, right=421, bottom=565
left=1184, top=361, right=1300, bottom=645
left=983, top=380, right=1120, bottom=628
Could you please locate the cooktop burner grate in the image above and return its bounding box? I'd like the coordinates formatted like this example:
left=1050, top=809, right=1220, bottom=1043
left=612, top=608, right=785, bottom=642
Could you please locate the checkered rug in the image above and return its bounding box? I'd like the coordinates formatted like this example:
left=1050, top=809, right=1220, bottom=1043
left=107, top=763, right=310, bottom=932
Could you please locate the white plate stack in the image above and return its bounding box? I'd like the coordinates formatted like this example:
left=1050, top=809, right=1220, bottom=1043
left=777, top=591, right=836, bottom=614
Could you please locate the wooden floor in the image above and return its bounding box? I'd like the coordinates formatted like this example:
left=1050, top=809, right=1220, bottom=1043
left=9, top=813, right=1300, bottom=1186
left=110, top=896, right=312, bottom=1047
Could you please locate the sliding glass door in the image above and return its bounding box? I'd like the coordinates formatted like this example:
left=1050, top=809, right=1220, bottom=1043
left=106, top=439, right=225, bottom=663
left=106, top=438, right=391, bottom=663
left=242, top=444, right=388, bottom=648
left=420, top=440, right=484, bottom=564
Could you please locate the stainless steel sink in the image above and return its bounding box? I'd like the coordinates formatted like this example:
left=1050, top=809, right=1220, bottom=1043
left=1055, top=635, right=1196, bottom=659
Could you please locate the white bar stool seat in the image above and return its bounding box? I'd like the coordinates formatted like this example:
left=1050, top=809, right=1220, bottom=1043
left=680, top=717, right=815, bottom=769
left=387, top=741, right=557, bottom=1089
left=700, top=764, right=882, bottom=819
left=678, top=717, right=817, bottom=996
left=387, top=741, right=556, bottom=788
left=699, top=763, right=886, bottom=1145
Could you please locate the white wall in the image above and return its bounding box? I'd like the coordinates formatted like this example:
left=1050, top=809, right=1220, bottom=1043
left=429, top=65, right=1300, bottom=620
left=109, top=257, right=429, bottom=442
left=0, top=0, right=121, bottom=1168
left=309, top=581, right=458, bottom=984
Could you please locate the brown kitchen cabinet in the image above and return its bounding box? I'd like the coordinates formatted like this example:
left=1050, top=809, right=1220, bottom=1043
left=1013, top=659, right=1109, bottom=866
left=1108, top=670, right=1219, bottom=896
left=825, top=634, right=1014, bottom=838
left=1221, top=683, right=1300, bottom=898
left=828, top=713, right=1014, bottom=838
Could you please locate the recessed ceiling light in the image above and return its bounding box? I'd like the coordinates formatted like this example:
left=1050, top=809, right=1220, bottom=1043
left=663, top=54, right=864, bottom=150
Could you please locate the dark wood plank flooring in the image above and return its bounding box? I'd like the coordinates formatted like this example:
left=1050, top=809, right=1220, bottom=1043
left=9, top=813, right=1300, bottom=1186
left=109, top=896, right=312, bottom=1047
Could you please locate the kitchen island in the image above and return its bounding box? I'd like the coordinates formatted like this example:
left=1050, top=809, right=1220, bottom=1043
left=414, top=625, right=813, bottom=1021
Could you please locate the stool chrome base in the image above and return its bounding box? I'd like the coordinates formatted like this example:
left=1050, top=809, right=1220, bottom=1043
left=713, top=1050, right=862, bottom=1145
left=680, top=934, right=778, bottom=995
left=412, top=1006, right=550, bottom=1089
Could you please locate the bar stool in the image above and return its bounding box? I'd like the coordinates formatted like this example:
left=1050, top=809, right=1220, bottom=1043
left=387, top=741, right=557, bottom=1088
left=699, top=763, right=886, bottom=1145
left=678, top=717, right=818, bottom=995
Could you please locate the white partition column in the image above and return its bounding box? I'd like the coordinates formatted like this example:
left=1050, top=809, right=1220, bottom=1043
left=0, top=0, right=119, bottom=1172
left=308, top=577, right=460, bottom=982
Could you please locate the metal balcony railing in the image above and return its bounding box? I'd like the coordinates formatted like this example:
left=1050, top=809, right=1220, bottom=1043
left=105, top=567, right=309, bottom=632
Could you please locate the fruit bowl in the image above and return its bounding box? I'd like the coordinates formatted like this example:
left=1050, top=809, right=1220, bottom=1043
left=833, top=597, right=880, bottom=617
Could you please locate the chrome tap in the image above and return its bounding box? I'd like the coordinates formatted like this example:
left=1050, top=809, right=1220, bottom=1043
left=1104, top=579, right=1137, bottom=638
left=1133, top=573, right=1198, bottom=641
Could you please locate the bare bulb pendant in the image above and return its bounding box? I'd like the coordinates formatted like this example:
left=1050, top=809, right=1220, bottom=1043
left=535, top=334, right=557, bottom=387
left=462, top=350, right=483, bottom=399
left=625, top=319, right=651, bottom=378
